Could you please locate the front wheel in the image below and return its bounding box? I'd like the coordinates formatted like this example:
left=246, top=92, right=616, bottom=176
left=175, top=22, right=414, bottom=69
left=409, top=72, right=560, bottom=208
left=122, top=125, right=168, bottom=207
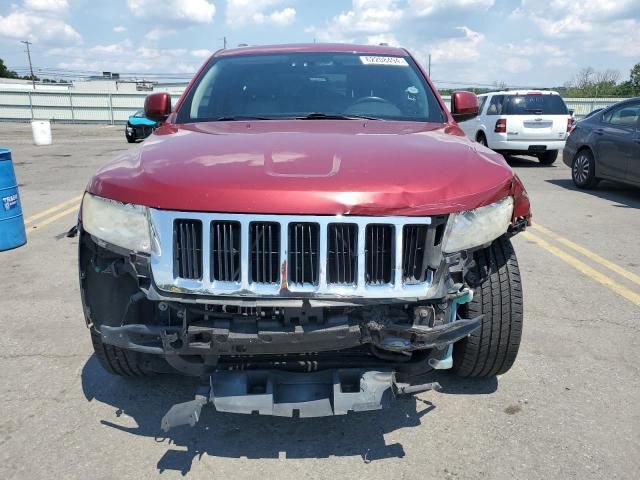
left=452, top=236, right=523, bottom=378
left=571, top=149, right=599, bottom=189
left=538, top=150, right=558, bottom=165
left=90, top=329, right=155, bottom=377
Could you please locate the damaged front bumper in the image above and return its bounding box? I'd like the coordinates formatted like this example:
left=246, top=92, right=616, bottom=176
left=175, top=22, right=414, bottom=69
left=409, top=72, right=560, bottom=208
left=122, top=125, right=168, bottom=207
left=161, top=368, right=442, bottom=431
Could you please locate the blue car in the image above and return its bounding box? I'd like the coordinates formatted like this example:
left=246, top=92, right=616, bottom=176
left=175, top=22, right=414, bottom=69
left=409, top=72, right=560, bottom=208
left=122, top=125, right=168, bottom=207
left=125, top=110, right=157, bottom=143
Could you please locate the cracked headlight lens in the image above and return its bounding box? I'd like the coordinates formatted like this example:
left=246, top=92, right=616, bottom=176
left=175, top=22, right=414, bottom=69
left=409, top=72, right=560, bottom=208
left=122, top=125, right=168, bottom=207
left=442, top=196, right=513, bottom=253
left=82, top=193, right=151, bottom=253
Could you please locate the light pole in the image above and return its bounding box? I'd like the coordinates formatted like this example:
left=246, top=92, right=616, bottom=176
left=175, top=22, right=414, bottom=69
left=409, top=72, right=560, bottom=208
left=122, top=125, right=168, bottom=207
left=20, top=40, right=36, bottom=90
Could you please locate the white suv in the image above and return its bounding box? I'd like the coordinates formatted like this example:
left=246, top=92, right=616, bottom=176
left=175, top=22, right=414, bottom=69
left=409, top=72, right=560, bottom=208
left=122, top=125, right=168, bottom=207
left=458, top=90, right=573, bottom=165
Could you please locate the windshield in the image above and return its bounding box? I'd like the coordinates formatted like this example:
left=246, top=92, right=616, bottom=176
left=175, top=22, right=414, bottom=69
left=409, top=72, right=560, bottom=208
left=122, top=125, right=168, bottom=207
left=176, top=52, right=445, bottom=123
left=503, top=94, right=568, bottom=115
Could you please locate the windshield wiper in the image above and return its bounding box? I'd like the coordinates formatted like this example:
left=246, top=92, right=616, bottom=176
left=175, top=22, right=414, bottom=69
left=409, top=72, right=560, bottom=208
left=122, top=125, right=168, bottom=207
left=297, top=113, right=384, bottom=121
left=214, top=116, right=273, bottom=121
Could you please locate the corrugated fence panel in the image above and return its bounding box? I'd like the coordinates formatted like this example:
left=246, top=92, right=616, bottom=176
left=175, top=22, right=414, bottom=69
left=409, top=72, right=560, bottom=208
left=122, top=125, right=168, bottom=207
left=0, top=89, right=630, bottom=124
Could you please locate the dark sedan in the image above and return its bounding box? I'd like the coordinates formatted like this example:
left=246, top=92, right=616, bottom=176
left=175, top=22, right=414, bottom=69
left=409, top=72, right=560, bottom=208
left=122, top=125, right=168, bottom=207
left=563, top=98, right=640, bottom=189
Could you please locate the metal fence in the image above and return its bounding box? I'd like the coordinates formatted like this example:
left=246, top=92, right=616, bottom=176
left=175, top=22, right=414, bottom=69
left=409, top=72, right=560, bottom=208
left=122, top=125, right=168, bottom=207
left=0, top=89, right=629, bottom=124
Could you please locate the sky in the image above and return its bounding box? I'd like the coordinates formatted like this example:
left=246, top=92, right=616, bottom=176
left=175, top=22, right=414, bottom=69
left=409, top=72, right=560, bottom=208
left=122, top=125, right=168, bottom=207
left=0, top=0, right=638, bottom=88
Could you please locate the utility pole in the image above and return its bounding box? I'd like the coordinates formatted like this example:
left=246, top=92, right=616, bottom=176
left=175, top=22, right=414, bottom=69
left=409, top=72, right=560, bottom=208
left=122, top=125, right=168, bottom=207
left=21, top=40, right=36, bottom=90
left=223, top=36, right=227, bottom=49
left=428, top=53, right=431, bottom=77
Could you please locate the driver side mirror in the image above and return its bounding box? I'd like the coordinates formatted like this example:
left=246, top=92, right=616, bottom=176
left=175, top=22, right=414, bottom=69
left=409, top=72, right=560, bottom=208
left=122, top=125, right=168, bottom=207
left=144, top=92, right=172, bottom=122
left=451, top=91, right=479, bottom=122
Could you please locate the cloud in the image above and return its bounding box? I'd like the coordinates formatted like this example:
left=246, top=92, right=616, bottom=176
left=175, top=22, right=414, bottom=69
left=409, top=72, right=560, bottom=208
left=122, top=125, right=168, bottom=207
left=430, top=26, right=484, bottom=63
left=0, top=10, right=81, bottom=45
left=513, top=0, right=639, bottom=38
left=408, top=0, right=494, bottom=16
left=113, top=25, right=126, bottom=33
left=190, top=49, right=212, bottom=58
left=503, top=57, right=532, bottom=74
left=226, top=1, right=296, bottom=27
left=366, top=33, right=400, bottom=47
left=127, top=0, right=215, bottom=25
left=50, top=41, right=198, bottom=75
left=310, top=0, right=403, bottom=42
left=23, top=0, right=69, bottom=13
left=145, top=27, right=177, bottom=42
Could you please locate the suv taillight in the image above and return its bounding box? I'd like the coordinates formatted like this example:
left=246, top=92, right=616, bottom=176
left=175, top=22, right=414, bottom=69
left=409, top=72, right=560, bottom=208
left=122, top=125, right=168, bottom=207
left=495, top=118, right=507, bottom=133
left=567, top=118, right=574, bottom=133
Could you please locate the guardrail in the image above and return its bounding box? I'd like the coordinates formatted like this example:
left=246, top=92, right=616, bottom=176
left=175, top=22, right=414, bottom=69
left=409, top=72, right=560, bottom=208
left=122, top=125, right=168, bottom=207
left=0, top=89, right=628, bottom=124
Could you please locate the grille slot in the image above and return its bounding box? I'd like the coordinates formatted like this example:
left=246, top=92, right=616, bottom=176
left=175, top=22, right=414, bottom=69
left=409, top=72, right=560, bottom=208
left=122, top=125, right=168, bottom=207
left=288, top=223, right=320, bottom=286
left=173, top=219, right=203, bottom=280
left=250, top=222, right=280, bottom=284
left=211, top=221, right=241, bottom=282
left=402, top=225, right=429, bottom=283
left=365, top=224, right=394, bottom=285
left=327, top=223, right=358, bottom=285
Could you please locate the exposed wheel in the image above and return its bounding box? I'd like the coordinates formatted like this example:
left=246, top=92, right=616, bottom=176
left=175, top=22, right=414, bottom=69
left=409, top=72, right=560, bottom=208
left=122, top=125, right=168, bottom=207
left=571, top=149, right=599, bottom=189
left=90, top=329, right=155, bottom=377
left=126, top=134, right=136, bottom=143
left=538, top=150, right=558, bottom=165
left=476, top=132, right=488, bottom=147
left=453, top=236, right=523, bottom=378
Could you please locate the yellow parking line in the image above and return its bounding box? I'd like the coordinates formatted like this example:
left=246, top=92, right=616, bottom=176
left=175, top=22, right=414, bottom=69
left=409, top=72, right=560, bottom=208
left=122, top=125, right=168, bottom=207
left=532, top=223, right=640, bottom=286
left=23, top=194, right=83, bottom=225
left=26, top=205, right=79, bottom=234
left=522, top=231, right=640, bottom=306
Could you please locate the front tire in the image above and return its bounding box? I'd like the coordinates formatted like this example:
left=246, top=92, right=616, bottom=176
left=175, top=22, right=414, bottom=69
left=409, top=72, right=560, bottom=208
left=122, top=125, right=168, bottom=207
left=90, top=329, right=155, bottom=377
left=538, top=150, right=558, bottom=165
left=453, top=237, right=523, bottom=378
left=571, top=149, right=599, bottom=189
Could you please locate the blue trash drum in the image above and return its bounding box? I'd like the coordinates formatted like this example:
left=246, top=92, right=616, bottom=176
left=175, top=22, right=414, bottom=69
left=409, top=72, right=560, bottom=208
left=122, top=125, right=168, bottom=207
left=0, top=148, right=27, bottom=251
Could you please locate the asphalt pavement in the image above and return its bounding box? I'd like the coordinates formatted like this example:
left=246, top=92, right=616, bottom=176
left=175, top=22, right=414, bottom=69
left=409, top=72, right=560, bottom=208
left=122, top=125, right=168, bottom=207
left=0, top=123, right=638, bottom=479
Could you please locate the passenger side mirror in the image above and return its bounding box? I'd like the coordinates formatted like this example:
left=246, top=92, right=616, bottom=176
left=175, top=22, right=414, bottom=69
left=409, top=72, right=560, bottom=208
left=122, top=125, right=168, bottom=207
left=144, top=92, right=172, bottom=122
left=451, top=91, right=479, bottom=122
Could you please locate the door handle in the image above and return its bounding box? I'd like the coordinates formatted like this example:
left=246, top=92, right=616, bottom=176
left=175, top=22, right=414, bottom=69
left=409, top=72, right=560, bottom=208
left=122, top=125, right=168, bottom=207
left=594, top=128, right=604, bottom=135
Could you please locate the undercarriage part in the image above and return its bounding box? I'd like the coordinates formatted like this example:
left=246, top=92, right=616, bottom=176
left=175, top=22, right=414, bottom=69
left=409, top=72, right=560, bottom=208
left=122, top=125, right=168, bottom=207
left=160, top=369, right=442, bottom=431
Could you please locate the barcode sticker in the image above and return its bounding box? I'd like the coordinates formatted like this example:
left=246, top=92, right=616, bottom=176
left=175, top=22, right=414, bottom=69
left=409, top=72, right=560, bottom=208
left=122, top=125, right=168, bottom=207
left=359, top=56, right=408, bottom=66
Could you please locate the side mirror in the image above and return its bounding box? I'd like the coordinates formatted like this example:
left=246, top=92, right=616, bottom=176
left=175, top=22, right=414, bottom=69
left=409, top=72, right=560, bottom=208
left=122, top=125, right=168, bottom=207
left=451, top=91, right=479, bottom=122
left=144, top=92, right=171, bottom=122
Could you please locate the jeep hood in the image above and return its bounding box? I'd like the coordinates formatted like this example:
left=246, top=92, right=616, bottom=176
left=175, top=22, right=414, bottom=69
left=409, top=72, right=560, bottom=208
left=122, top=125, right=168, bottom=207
left=88, top=120, right=517, bottom=216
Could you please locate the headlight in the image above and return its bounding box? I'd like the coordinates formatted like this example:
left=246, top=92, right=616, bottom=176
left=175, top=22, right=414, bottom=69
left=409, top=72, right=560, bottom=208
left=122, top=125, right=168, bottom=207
left=442, top=196, right=513, bottom=253
left=81, top=193, right=151, bottom=253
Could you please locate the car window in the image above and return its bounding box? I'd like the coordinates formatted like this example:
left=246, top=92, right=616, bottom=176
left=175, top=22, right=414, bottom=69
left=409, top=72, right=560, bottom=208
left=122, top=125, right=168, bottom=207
left=602, top=103, right=640, bottom=127
left=503, top=94, right=568, bottom=115
left=177, top=52, right=445, bottom=123
left=478, top=96, right=488, bottom=114
left=486, top=95, right=504, bottom=115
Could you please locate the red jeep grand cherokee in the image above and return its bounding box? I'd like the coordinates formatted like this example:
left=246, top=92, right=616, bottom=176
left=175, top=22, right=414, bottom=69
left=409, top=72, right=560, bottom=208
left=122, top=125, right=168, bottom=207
left=79, top=44, right=531, bottom=429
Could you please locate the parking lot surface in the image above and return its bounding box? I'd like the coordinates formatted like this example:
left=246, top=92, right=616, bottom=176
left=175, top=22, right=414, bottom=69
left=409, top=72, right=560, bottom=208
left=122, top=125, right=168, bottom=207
left=0, top=123, right=638, bottom=479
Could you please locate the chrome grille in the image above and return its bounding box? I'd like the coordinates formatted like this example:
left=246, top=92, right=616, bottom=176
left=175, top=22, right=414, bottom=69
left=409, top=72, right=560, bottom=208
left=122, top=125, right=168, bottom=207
left=156, top=212, right=443, bottom=299
left=327, top=223, right=357, bottom=285
left=173, top=219, right=203, bottom=280
left=402, top=225, right=428, bottom=283
left=250, top=222, right=280, bottom=284
left=211, top=221, right=240, bottom=282
left=365, top=224, right=393, bottom=285
left=288, top=223, right=320, bottom=286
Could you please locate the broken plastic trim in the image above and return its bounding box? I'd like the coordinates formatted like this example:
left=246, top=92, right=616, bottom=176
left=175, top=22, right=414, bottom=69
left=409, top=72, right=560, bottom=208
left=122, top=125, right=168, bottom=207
left=160, top=369, right=441, bottom=431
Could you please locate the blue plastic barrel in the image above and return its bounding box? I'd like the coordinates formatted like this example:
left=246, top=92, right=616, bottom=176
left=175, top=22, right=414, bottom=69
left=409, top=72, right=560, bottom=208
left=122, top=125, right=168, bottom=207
left=0, top=148, right=27, bottom=251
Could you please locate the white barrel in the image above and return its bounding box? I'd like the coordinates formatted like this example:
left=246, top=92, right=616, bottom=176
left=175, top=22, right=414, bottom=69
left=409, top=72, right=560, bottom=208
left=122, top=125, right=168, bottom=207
left=31, top=120, right=52, bottom=146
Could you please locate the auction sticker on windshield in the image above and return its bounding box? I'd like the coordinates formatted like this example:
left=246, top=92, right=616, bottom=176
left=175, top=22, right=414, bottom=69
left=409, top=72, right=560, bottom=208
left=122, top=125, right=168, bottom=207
left=359, top=56, right=409, bottom=66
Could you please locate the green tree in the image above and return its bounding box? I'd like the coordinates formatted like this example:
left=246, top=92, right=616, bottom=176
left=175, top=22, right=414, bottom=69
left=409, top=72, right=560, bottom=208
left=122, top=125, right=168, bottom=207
left=630, top=63, right=640, bottom=95
left=0, top=57, right=19, bottom=79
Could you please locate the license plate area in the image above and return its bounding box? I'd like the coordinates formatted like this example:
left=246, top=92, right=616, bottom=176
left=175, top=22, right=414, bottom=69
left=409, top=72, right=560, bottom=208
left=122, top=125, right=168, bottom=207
left=527, top=145, right=547, bottom=153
